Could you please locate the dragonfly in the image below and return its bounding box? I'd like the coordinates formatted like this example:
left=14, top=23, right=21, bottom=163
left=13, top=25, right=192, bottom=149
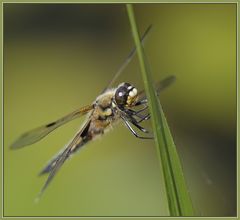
left=10, top=25, right=175, bottom=198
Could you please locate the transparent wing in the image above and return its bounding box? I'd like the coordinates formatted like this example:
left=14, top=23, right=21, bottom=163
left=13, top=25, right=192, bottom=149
left=39, top=120, right=91, bottom=176
left=101, top=25, right=152, bottom=94
left=11, top=25, right=152, bottom=149
left=138, top=75, right=176, bottom=99
left=155, top=75, right=176, bottom=95
left=10, top=105, right=93, bottom=149
left=36, top=145, right=71, bottom=200
left=36, top=119, right=92, bottom=200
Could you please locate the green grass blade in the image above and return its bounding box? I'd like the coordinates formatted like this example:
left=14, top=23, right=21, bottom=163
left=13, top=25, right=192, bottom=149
left=126, top=4, right=194, bottom=216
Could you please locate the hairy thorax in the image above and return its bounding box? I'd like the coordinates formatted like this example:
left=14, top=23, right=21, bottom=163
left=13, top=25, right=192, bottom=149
left=88, top=89, right=120, bottom=137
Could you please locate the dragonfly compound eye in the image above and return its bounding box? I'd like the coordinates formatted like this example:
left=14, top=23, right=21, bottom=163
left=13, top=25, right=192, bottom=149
left=115, top=86, right=128, bottom=106
left=115, top=83, right=137, bottom=107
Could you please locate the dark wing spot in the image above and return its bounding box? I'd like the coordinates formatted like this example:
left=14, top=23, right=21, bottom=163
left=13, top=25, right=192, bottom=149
left=80, top=121, right=91, bottom=138
left=46, top=122, right=56, bottom=128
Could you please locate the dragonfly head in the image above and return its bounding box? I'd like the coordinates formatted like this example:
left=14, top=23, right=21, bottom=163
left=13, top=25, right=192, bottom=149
left=114, top=82, right=138, bottom=108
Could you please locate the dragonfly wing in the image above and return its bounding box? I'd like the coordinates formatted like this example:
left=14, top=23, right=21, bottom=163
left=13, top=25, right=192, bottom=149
left=137, top=75, right=176, bottom=100
left=36, top=119, right=92, bottom=198
left=39, top=120, right=91, bottom=176
left=155, top=75, right=176, bottom=95
left=10, top=105, right=93, bottom=149
left=101, top=25, right=152, bottom=94
left=37, top=145, right=71, bottom=199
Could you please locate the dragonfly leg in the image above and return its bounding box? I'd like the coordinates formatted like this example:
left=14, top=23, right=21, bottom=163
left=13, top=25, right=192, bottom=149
left=137, top=113, right=151, bottom=123
left=125, top=109, right=146, bottom=120
left=128, top=117, right=149, bottom=133
left=121, top=115, right=153, bottom=139
left=127, top=105, right=148, bottom=115
left=122, top=118, right=153, bottom=139
left=135, top=99, right=148, bottom=106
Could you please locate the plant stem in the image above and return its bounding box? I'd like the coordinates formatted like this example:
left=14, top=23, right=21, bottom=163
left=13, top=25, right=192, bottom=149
left=126, top=4, right=194, bottom=216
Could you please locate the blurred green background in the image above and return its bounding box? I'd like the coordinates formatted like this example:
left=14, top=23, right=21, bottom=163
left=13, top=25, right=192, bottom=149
left=4, top=3, right=236, bottom=217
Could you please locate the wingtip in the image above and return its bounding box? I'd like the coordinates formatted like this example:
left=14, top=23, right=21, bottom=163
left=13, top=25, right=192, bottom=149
left=9, top=135, right=27, bottom=150
left=164, top=75, right=177, bottom=85
left=34, top=196, right=40, bottom=204
left=34, top=191, right=44, bottom=203
left=38, top=169, right=48, bottom=177
left=9, top=142, right=20, bottom=150
left=147, top=24, right=153, bottom=30
left=9, top=137, right=35, bottom=150
left=9, top=141, right=26, bottom=150
left=168, top=75, right=176, bottom=81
